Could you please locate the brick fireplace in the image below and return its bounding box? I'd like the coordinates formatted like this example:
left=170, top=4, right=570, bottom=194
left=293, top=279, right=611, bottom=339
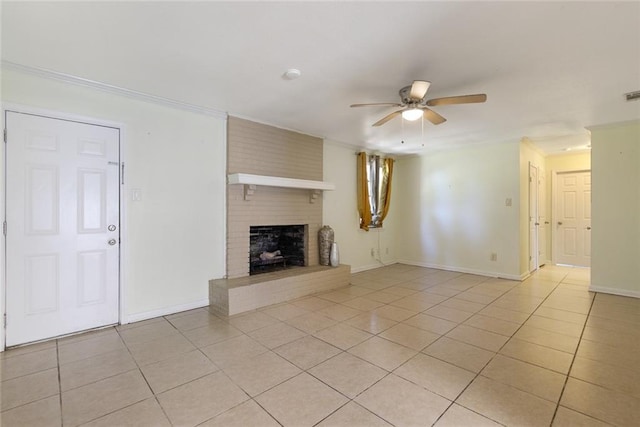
left=225, top=117, right=323, bottom=279
left=209, top=117, right=349, bottom=316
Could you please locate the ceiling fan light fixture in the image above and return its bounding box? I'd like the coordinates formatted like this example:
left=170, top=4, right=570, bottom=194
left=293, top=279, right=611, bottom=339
left=402, top=108, right=423, bottom=121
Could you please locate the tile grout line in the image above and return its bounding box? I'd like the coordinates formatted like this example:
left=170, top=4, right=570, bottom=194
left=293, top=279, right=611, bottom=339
left=56, top=339, right=64, bottom=426
left=429, top=272, right=570, bottom=426
left=548, top=289, right=597, bottom=426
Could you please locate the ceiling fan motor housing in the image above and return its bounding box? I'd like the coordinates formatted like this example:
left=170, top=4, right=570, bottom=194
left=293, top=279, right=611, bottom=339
left=399, top=85, right=425, bottom=104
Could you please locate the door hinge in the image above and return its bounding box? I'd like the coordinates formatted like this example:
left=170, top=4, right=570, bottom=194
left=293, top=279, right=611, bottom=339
left=3, top=313, right=6, bottom=328
left=121, top=162, right=125, bottom=185
left=3, top=128, right=6, bottom=143
left=2, top=221, right=6, bottom=236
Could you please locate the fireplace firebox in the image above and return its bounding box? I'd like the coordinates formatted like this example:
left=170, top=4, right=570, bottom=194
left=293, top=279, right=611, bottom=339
left=249, top=225, right=307, bottom=275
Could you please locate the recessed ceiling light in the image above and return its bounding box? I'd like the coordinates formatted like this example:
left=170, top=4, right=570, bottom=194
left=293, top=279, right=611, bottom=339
left=283, top=69, right=301, bottom=80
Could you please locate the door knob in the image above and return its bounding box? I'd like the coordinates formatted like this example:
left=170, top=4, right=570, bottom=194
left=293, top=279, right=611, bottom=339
left=557, top=222, right=563, bottom=225
left=586, top=226, right=591, bottom=230
left=535, top=222, right=540, bottom=226
left=108, top=224, right=117, bottom=231
left=108, top=239, right=117, bottom=246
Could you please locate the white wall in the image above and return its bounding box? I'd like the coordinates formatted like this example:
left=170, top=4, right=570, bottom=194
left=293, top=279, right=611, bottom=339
left=394, top=142, right=522, bottom=279
left=590, top=121, right=640, bottom=297
left=322, top=141, right=397, bottom=272
left=1, top=68, right=227, bottom=324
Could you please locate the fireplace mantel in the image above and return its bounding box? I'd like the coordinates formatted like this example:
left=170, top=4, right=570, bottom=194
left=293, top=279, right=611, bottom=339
left=228, top=173, right=335, bottom=203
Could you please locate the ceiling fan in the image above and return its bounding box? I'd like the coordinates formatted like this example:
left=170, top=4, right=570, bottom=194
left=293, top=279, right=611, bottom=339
left=350, top=80, right=487, bottom=127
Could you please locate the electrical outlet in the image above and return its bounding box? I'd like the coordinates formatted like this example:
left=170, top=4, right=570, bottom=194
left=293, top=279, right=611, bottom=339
left=490, top=252, right=498, bottom=262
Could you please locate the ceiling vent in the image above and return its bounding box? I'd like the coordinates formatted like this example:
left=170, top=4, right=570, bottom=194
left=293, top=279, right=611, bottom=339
left=625, top=90, right=640, bottom=101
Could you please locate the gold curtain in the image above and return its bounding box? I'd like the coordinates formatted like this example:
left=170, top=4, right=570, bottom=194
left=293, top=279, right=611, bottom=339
left=356, top=152, right=372, bottom=231
left=380, top=157, right=394, bottom=224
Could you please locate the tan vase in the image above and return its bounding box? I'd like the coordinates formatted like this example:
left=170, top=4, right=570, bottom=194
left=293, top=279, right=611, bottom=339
left=318, top=225, right=334, bottom=266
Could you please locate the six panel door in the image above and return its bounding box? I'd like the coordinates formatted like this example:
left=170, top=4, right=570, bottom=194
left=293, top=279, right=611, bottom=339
left=5, top=111, right=120, bottom=346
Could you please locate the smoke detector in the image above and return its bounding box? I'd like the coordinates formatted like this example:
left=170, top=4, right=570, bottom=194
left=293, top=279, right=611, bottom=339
left=283, top=69, right=302, bottom=80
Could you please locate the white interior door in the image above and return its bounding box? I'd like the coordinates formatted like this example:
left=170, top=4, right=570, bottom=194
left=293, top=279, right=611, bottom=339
left=5, top=111, right=120, bottom=346
left=555, top=171, right=591, bottom=267
left=529, top=163, right=539, bottom=272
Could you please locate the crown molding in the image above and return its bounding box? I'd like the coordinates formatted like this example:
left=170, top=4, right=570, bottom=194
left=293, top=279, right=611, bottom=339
left=2, top=60, right=227, bottom=119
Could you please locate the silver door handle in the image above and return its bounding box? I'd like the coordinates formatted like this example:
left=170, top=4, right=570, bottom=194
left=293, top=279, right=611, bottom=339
left=108, top=239, right=117, bottom=246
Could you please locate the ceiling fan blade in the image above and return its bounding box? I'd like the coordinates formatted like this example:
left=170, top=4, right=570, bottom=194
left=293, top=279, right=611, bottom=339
left=422, top=107, right=447, bottom=125
left=409, top=80, right=431, bottom=100
left=426, top=94, right=487, bottom=106
left=372, top=110, right=403, bottom=127
left=350, top=102, right=402, bottom=108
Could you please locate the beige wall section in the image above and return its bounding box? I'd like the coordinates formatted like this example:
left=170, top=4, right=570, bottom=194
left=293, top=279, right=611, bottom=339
left=322, top=141, right=397, bottom=272
left=590, top=121, right=640, bottom=297
left=1, top=68, right=227, bottom=322
left=226, top=117, right=323, bottom=278
left=394, top=142, right=522, bottom=279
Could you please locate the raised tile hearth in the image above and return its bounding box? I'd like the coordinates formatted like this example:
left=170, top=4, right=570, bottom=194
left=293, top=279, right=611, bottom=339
left=209, top=265, right=350, bottom=316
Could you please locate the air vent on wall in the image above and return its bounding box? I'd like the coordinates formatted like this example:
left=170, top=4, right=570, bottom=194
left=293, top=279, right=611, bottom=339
left=625, top=90, right=640, bottom=101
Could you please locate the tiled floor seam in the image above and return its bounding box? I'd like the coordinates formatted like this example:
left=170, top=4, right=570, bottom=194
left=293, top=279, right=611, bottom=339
left=549, top=290, right=599, bottom=426
left=55, top=339, right=64, bottom=427
left=427, top=275, right=568, bottom=426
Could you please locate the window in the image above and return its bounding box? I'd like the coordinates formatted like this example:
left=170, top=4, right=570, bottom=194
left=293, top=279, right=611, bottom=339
left=357, top=153, right=394, bottom=230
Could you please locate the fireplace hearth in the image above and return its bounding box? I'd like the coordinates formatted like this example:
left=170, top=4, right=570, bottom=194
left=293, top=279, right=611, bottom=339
left=249, top=225, right=307, bottom=275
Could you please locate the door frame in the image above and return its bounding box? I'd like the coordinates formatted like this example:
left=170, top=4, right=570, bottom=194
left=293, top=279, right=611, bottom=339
left=1, top=103, right=127, bottom=351
left=529, top=162, right=539, bottom=272
left=551, top=168, right=591, bottom=266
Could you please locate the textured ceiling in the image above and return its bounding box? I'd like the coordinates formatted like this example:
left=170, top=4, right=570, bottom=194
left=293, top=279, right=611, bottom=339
left=2, top=1, right=639, bottom=155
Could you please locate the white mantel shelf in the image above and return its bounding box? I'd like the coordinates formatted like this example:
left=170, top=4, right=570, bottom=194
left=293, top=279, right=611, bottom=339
left=228, top=173, right=335, bottom=203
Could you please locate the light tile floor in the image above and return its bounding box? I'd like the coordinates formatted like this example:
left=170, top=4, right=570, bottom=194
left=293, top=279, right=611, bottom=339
left=1, top=264, right=639, bottom=426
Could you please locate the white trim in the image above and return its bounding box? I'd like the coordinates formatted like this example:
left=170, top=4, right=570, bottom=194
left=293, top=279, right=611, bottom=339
left=2, top=61, right=227, bottom=119
left=123, top=299, right=210, bottom=324
left=397, top=259, right=525, bottom=281
left=351, top=261, right=398, bottom=274
left=118, top=126, right=128, bottom=329
left=1, top=103, right=126, bottom=351
left=589, top=286, right=640, bottom=299
left=228, top=173, right=335, bottom=191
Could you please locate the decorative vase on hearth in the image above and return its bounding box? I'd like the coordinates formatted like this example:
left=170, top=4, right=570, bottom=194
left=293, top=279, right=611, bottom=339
left=318, top=225, right=334, bottom=266
left=330, top=242, right=340, bottom=267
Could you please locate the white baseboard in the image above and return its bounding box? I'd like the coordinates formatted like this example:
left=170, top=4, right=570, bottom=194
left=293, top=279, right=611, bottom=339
left=351, top=260, right=398, bottom=274
left=123, top=298, right=210, bottom=324
left=396, top=259, right=525, bottom=281
left=589, top=286, right=640, bottom=299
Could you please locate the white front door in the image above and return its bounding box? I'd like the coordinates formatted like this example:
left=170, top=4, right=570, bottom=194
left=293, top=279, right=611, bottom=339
left=5, top=111, right=120, bottom=346
left=555, top=171, right=591, bottom=267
